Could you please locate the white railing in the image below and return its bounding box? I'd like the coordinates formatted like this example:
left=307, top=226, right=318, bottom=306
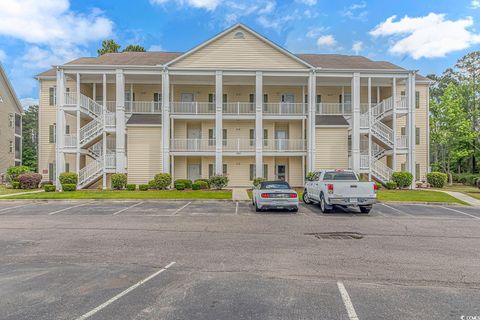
left=360, top=155, right=370, bottom=170
left=223, top=139, right=256, bottom=152
left=360, top=115, right=370, bottom=129
left=80, top=94, right=103, bottom=117
left=170, top=139, right=216, bottom=152
left=263, top=139, right=306, bottom=152
left=372, top=160, right=393, bottom=183
left=64, top=134, right=77, bottom=148
left=222, top=102, right=256, bottom=115
left=64, top=92, right=77, bottom=105
left=316, top=103, right=352, bottom=115
left=80, top=118, right=103, bottom=146
left=396, top=135, right=408, bottom=149
left=125, top=101, right=161, bottom=113
left=105, top=112, right=115, bottom=127
left=105, top=152, right=116, bottom=169
left=263, top=103, right=306, bottom=115
left=78, top=156, right=103, bottom=187
left=88, top=141, right=103, bottom=158
left=372, top=121, right=394, bottom=146
left=171, top=102, right=215, bottom=114
left=397, top=96, right=407, bottom=110
left=372, top=143, right=385, bottom=159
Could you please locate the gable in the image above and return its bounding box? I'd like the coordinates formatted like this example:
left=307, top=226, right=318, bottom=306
left=0, top=65, right=22, bottom=114
left=171, top=26, right=308, bottom=69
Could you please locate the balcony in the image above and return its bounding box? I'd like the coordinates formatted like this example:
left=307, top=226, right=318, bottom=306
left=263, top=139, right=306, bottom=153
left=170, top=139, right=216, bottom=152
left=170, top=139, right=306, bottom=154
left=263, top=103, right=306, bottom=116
left=125, top=101, right=161, bottom=114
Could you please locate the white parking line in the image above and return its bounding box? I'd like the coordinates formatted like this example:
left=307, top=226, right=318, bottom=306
left=337, top=281, right=360, bottom=320
left=379, top=203, right=413, bottom=216
left=75, top=261, right=176, bottom=320
left=235, top=202, right=239, bottom=215
left=0, top=203, right=32, bottom=214
left=172, top=202, right=191, bottom=215
left=440, top=206, right=480, bottom=220
left=47, top=202, right=92, bottom=215
left=112, top=202, right=144, bottom=215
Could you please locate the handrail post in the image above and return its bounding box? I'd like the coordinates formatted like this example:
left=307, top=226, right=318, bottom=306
left=237, top=102, right=240, bottom=115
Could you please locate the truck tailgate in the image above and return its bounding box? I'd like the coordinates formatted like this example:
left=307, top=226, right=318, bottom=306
left=329, top=182, right=375, bottom=198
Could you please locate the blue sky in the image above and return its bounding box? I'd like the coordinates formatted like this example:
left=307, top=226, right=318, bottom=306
left=0, top=0, right=479, bottom=106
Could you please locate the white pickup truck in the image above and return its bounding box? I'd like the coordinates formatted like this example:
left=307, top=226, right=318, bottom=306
left=303, top=169, right=377, bottom=213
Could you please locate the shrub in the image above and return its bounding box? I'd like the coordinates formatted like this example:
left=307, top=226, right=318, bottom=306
left=192, top=182, right=201, bottom=190
left=11, top=181, right=20, bottom=189
left=148, top=179, right=156, bottom=190
left=306, top=172, right=317, bottom=181
left=126, top=184, right=136, bottom=191
left=18, top=173, right=42, bottom=189
left=139, top=184, right=149, bottom=191
left=253, top=177, right=266, bottom=188
left=44, top=184, right=55, bottom=192
left=209, top=174, right=229, bottom=190
left=174, top=179, right=192, bottom=189
left=40, top=181, right=53, bottom=187
left=385, top=181, right=397, bottom=190
left=59, top=172, right=78, bottom=186
left=175, top=182, right=185, bottom=190
left=196, top=180, right=209, bottom=190
left=153, top=173, right=172, bottom=190
left=7, top=166, right=31, bottom=182
left=426, top=172, right=448, bottom=188
left=111, top=173, right=127, bottom=190
left=391, top=171, right=413, bottom=189
left=62, top=184, right=76, bottom=191
left=375, top=182, right=382, bottom=190
left=194, top=179, right=210, bottom=188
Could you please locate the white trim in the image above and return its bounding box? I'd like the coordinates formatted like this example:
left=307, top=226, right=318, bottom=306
left=0, top=63, right=23, bottom=114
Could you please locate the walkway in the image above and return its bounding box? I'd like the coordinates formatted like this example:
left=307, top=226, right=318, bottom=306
left=232, top=188, right=250, bottom=201
left=440, top=190, right=480, bottom=207
left=0, top=190, right=44, bottom=198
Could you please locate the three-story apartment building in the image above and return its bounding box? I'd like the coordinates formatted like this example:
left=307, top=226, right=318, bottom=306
left=0, top=63, right=22, bottom=181
left=35, top=24, right=430, bottom=189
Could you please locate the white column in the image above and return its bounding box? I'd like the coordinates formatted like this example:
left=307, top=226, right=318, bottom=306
left=162, top=69, right=170, bottom=173
left=102, top=73, right=107, bottom=189
left=115, top=69, right=126, bottom=173
left=307, top=72, right=316, bottom=172
left=55, top=68, right=66, bottom=190
left=351, top=73, right=361, bottom=172
left=76, top=73, right=81, bottom=177
left=255, top=71, right=263, bottom=178
left=92, top=82, right=96, bottom=102
left=407, top=72, right=416, bottom=187
left=392, top=77, right=397, bottom=172
left=368, top=77, right=372, bottom=180
left=215, top=71, right=223, bottom=174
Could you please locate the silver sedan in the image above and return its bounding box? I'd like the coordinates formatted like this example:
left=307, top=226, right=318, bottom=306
left=252, top=181, right=299, bottom=212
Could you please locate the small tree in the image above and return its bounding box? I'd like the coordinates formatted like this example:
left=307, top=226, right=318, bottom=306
left=123, top=44, right=146, bottom=52
left=59, top=172, right=78, bottom=187
left=391, top=172, right=413, bottom=189
left=111, top=173, right=127, bottom=190
left=426, top=172, right=448, bottom=188
left=209, top=175, right=229, bottom=190
left=98, top=39, right=121, bottom=55
left=153, top=173, right=172, bottom=190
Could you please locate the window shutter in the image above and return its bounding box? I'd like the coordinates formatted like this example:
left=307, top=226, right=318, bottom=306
left=65, top=163, right=70, bottom=173
left=222, top=94, right=227, bottom=103
left=250, top=129, right=255, bottom=146
left=304, top=94, right=308, bottom=103
left=415, top=91, right=420, bottom=109
left=401, top=91, right=405, bottom=96
left=316, top=95, right=321, bottom=103
left=249, top=94, right=254, bottom=103
left=49, top=163, right=55, bottom=182
left=415, top=127, right=420, bottom=145
left=49, top=87, right=55, bottom=106
left=222, top=164, right=227, bottom=175
left=65, top=125, right=70, bottom=134
left=250, top=164, right=255, bottom=180
left=401, top=163, right=406, bottom=171
left=263, top=164, right=268, bottom=180
left=415, top=163, right=420, bottom=179
left=339, top=95, right=342, bottom=103
left=49, top=125, right=56, bottom=143
left=401, top=127, right=406, bottom=136
left=208, top=94, right=214, bottom=103
left=263, top=94, right=268, bottom=103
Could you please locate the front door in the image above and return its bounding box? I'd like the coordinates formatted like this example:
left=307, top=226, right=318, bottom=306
left=281, top=94, right=295, bottom=113
left=275, top=130, right=288, bottom=151
left=188, top=164, right=201, bottom=181
left=276, top=164, right=287, bottom=181
left=181, top=93, right=194, bottom=113
left=187, top=127, right=201, bottom=150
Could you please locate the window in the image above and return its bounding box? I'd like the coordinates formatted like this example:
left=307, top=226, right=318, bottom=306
left=49, top=163, right=55, bottom=182
left=66, top=125, right=70, bottom=135
left=49, top=87, right=56, bottom=106
left=415, top=127, right=420, bottom=145
left=304, top=95, right=321, bottom=103
left=223, top=129, right=227, bottom=146
left=15, top=161, right=21, bottom=167
left=223, top=164, right=227, bottom=175
left=208, top=164, right=227, bottom=176
left=415, top=91, right=420, bottom=109
left=9, top=140, right=13, bottom=153
left=49, top=124, right=56, bottom=143
left=250, top=129, right=255, bottom=146
left=401, top=163, right=406, bottom=171
left=15, top=114, right=21, bottom=135
left=401, top=127, right=406, bottom=136
left=250, top=164, right=255, bottom=180
left=8, top=113, right=14, bottom=128
left=65, top=163, right=70, bottom=173
left=416, top=163, right=420, bottom=179
left=263, top=164, right=268, bottom=180
left=154, top=93, right=162, bottom=112
left=15, top=136, right=21, bottom=160
left=234, top=31, right=245, bottom=39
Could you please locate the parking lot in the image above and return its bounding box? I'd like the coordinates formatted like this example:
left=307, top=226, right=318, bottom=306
left=1, top=199, right=479, bottom=319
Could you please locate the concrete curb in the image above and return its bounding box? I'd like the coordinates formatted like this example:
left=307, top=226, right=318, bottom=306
left=379, top=201, right=468, bottom=206
left=0, top=190, right=45, bottom=198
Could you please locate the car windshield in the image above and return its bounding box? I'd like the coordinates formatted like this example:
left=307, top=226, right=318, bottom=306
left=323, top=171, right=358, bottom=181
left=261, top=182, right=291, bottom=189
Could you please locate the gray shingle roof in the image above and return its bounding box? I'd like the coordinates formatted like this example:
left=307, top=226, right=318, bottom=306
left=126, top=114, right=162, bottom=125
left=315, top=115, right=349, bottom=126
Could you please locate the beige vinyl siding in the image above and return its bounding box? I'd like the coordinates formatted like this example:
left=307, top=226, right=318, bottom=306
left=315, top=127, right=348, bottom=169
left=38, top=80, right=58, bottom=181
left=127, top=127, right=162, bottom=184
left=0, top=72, right=20, bottom=175
left=172, top=27, right=306, bottom=69
left=223, top=156, right=255, bottom=187
left=288, top=157, right=303, bottom=186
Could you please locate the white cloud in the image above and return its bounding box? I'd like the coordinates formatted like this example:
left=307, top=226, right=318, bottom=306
left=471, top=0, right=480, bottom=9
left=306, top=26, right=328, bottom=38
left=316, top=35, right=336, bottom=47
left=295, top=0, right=317, bottom=5
left=150, top=0, right=222, bottom=10
left=257, top=14, right=297, bottom=32
left=352, top=40, right=363, bottom=54
left=370, top=13, right=480, bottom=59
left=148, top=44, right=164, bottom=51
left=0, top=49, right=6, bottom=62
left=341, top=1, right=368, bottom=21
left=0, top=0, right=113, bottom=46
left=21, top=98, right=39, bottom=108
left=19, top=45, right=86, bottom=70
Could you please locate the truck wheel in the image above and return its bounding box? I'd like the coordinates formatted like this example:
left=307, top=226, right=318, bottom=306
left=303, top=191, right=312, bottom=204
left=319, top=194, right=331, bottom=213
left=359, top=206, right=371, bottom=214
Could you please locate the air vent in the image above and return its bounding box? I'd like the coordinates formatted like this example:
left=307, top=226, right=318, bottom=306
left=234, top=31, right=245, bottom=39
left=305, top=232, right=364, bottom=240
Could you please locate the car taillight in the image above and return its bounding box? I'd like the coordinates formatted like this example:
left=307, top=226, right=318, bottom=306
left=327, top=184, right=334, bottom=194
left=374, top=183, right=378, bottom=193
left=261, top=193, right=270, bottom=198
left=290, top=193, right=297, bottom=198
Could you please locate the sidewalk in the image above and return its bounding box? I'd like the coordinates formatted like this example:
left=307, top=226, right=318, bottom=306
left=232, top=188, right=250, bottom=201
left=439, top=190, right=480, bottom=207
left=0, top=190, right=44, bottom=198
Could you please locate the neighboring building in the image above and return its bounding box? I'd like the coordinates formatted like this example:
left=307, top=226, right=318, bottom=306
left=35, top=24, right=431, bottom=189
left=0, top=63, right=22, bottom=182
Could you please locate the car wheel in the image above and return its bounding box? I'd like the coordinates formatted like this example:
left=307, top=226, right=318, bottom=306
left=255, top=202, right=261, bottom=212
left=359, top=206, right=371, bottom=214
left=319, top=194, right=331, bottom=213
left=302, top=191, right=312, bottom=204
left=291, top=207, right=298, bottom=213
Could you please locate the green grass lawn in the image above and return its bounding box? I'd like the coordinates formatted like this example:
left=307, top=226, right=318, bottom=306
left=377, top=190, right=467, bottom=205
left=0, top=185, right=41, bottom=195
left=438, top=184, right=480, bottom=200
left=5, top=189, right=232, bottom=200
